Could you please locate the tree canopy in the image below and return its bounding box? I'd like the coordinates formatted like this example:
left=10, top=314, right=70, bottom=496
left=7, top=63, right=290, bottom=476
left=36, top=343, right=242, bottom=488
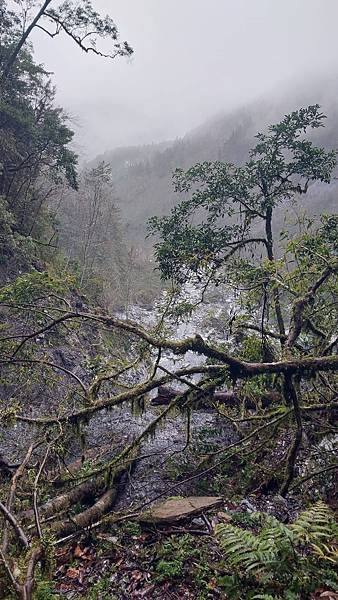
left=0, top=0, right=133, bottom=79
left=149, top=105, right=336, bottom=287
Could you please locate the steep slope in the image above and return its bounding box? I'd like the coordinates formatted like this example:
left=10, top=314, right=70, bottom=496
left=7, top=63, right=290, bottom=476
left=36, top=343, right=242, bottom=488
left=94, top=76, right=338, bottom=248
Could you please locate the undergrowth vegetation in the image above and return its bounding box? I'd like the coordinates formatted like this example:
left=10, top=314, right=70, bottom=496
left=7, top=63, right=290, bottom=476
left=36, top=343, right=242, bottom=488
left=216, top=501, right=338, bottom=599
left=23, top=502, right=337, bottom=600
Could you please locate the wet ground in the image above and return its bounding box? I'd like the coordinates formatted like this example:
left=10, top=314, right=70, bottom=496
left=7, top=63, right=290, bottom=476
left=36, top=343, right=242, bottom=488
left=0, top=289, right=237, bottom=508
left=88, top=403, right=235, bottom=509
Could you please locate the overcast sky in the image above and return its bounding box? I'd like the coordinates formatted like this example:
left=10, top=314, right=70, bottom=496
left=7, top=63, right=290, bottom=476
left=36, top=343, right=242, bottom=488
left=31, top=0, right=338, bottom=159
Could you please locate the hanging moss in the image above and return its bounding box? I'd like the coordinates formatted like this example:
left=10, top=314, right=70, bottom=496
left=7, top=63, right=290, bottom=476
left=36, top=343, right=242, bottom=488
left=131, top=394, right=146, bottom=416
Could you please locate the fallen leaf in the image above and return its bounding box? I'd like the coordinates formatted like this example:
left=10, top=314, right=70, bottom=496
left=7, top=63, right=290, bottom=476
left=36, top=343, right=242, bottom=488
left=74, top=545, right=85, bottom=558
left=116, top=557, right=124, bottom=568
left=139, top=584, right=155, bottom=597
left=131, top=570, right=143, bottom=581
left=66, top=567, right=81, bottom=579
left=217, top=511, right=232, bottom=521
left=58, top=583, right=72, bottom=592
left=207, top=577, right=218, bottom=590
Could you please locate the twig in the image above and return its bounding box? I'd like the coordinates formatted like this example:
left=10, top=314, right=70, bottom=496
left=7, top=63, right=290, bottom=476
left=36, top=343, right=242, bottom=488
left=2, top=443, right=37, bottom=552
left=0, top=500, right=29, bottom=548
left=289, top=463, right=338, bottom=491
left=33, top=443, right=53, bottom=539
left=0, top=547, right=18, bottom=590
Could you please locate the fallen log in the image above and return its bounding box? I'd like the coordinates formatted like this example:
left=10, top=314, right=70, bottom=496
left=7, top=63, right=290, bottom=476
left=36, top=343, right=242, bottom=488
left=151, top=386, right=281, bottom=409
left=49, top=487, right=117, bottom=538
left=21, top=478, right=105, bottom=523
left=22, top=453, right=136, bottom=539
left=22, top=447, right=122, bottom=523
left=49, top=454, right=137, bottom=538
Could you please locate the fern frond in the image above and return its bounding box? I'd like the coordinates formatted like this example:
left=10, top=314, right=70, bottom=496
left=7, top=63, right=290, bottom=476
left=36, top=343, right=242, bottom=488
left=215, top=503, right=337, bottom=597
left=291, top=501, right=334, bottom=531
left=215, top=522, right=279, bottom=572
left=253, top=512, right=295, bottom=545
left=311, top=542, right=338, bottom=563
left=290, top=501, right=337, bottom=553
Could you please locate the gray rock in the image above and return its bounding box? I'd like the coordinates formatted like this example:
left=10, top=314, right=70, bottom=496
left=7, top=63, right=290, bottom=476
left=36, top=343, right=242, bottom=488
left=239, top=498, right=256, bottom=513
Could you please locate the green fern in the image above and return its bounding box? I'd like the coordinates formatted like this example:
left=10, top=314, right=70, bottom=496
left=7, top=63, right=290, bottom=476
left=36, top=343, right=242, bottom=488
left=215, top=522, right=278, bottom=572
left=290, top=501, right=338, bottom=564
left=291, top=501, right=336, bottom=541
left=215, top=502, right=338, bottom=597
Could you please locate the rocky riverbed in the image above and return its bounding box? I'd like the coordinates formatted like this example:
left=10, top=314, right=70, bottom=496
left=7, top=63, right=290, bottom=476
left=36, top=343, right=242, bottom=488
left=0, top=288, right=238, bottom=510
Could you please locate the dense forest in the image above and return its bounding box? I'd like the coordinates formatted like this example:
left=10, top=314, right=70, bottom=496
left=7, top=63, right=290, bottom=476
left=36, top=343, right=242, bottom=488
left=0, top=2, right=337, bottom=599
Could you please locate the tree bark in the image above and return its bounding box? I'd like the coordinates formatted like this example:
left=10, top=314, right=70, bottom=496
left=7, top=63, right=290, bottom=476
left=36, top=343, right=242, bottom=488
left=21, top=478, right=105, bottom=523
left=280, top=374, right=303, bottom=496
left=265, top=206, right=286, bottom=339
left=50, top=487, right=117, bottom=538
left=1, top=1, right=54, bottom=79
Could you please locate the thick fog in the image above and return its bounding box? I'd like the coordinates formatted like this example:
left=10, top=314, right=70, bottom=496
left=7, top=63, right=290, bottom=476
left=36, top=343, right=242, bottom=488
left=31, top=0, right=338, bottom=158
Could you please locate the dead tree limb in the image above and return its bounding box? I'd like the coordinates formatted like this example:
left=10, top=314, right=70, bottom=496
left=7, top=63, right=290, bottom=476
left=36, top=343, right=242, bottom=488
left=22, top=478, right=105, bottom=523
left=89, top=377, right=224, bottom=481
left=0, top=501, right=29, bottom=548
left=33, top=443, right=52, bottom=540
left=280, top=375, right=303, bottom=496
left=18, top=546, right=43, bottom=600
left=289, top=463, right=338, bottom=491
left=4, top=308, right=338, bottom=376
left=16, top=365, right=221, bottom=425
left=286, top=264, right=336, bottom=350
left=0, top=547, right=18, bottom=590
left=0, top=358, right=87, bottom=395
left=49, top=488, right=117, bottom=538
left=0, top=544, right=42, bottom=600
left=2, top=443, right=36, bottom=553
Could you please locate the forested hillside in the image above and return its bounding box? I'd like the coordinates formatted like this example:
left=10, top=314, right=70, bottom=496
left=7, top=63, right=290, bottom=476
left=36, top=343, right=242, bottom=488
left=96, top=79, right=338, bottom=246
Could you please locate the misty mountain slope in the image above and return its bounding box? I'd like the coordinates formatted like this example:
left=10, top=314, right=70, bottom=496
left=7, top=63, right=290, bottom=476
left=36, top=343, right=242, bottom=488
left=93, top=80, right=338, bottom=247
